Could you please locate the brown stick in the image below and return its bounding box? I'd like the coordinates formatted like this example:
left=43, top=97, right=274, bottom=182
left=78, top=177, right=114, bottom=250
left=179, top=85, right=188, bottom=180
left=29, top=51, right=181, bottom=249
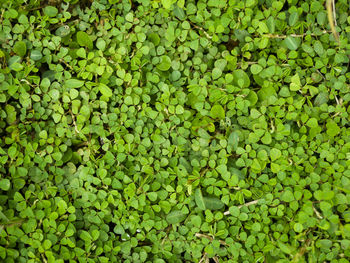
left=70, top=111, right=80, bottom=134
left=224, top=199, right=261, bottom=215
left=265, top=30, right=330, bottom=39
left=313, top=205, right=323, bottom=219
left=326, top=0, right=340, bottom=42
left=195, top=233, right=228, bottom=246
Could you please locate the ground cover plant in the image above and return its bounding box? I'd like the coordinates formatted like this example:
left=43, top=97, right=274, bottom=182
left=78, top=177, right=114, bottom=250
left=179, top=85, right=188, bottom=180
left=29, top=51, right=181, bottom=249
left=0, top=0, right=350, bottom=262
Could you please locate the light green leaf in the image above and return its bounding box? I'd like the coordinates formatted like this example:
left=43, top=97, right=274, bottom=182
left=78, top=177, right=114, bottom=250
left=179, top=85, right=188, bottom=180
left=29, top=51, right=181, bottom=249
left=277, top=241, right=292, bottom=254
left=246, top=91, right=258, bottom=106
left=99, top=83, right=113, bottom=97
left=65, top=79, right=84, bottom=88
left=326, top=120, right=340, bottom=137
left=270, top=148, right=281, bottom=161
left=284, top=36, right=300, bottom=50
left=161, top=0, right=172, bottom=9
left=157, top=55, right=172, bottom=71
left=195, top=189, right=206, bottom=210
left=96, top=38, right=106, bottom=51
left=44, top=6, right=58, bottom=17
left=30, top=50, right=42, bottom=61
left=281, top=190, right=294, bottom=202
left=13, top=41, right=26, bottom=57
left=306, top=118, right=318, bottom=128
left=166, top=210, right=186, bottom=224
left=77, top=31, right=93, bottom=49
left=250, top=64, right=263, bottom=74
left=228, top=131, right=239, bottom=151
left=289, top=12, right=299, bottom=26
left=210, top=104, right=225, bottom=119
left=9, top=62, right=23, bottom=71
left=80, top=230, right=92, bottom=242
left=232, top=69, right=250, bottom=88
left=294, top=223, right=303, bottom=233
left=212, top=68, right=222, bottom=80
left=203, top=197, right=224, bottom=210
left=55, top=25, right=70, bottom=37
left=76, top=48, right=86, bottom=58
left=0, top=179, right=10, bottom=191
left=290, top=74, right=301, bottom=91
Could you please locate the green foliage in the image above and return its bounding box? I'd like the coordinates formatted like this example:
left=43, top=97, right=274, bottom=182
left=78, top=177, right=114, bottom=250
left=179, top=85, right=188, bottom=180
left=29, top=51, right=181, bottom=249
left=0, top=0, right=350, bottom=262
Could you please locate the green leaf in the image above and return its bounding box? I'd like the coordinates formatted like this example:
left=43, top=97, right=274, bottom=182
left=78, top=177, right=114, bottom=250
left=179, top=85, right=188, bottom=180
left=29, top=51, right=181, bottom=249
left=5, top=104, right=16, bottom=124
left=266, top=16, right=275, bottom=33
left=284, top=36, right=300, bottom=50
left=9, top=62, right=23, bottom=71
left=290, top=74, right=301, bottom=91
left=258, top=22, right=269, bottom=34
left=99, top=83, right=113, bottom=97
left=77, top=31, right=93, bottom=49
left=157, top=56, right=172, bottom=71
left=212, top=68, right=222, bottom=80
left=65, top=79, right=84, bottom=88
left=195, top=189, right=206, bottom=210
left=165, top=23, right=176, bottom=44
left=246, top=91, right=258, bottom=106
left=258, top=86, right=276, bottom=101
left=203, top=197, right=224, bottom=210
left=210, top=104, right=225, bottom=119
left=147, top=192, right=157, bottom=201
left=43, top=240, right=52, bottom=250
left=228, top=131, right=239, bottom=151
left=191, top=215, right=202, bottom=228
left=250, top=108, right=261, bottom=119
left=166, top=210, right=186, bottom=224
left=125, top=13, right=134, bottom=22
left=148, top=33, right=160, bottom=45
left=270, top=148, right=281, bottom=161
left=30, top=50, right=42, bottom=61
left=161, top=0, right=172, bottom=9
left=13, top=41, right=26, bottom=57
left=55, top=25, right=70, bottom=37
left=306, top=118, right=318, bottom=128
left=80, top=230, right=92, bottom=242
left=326, top=120, right=340, bottom=137
left=281, top=190, right=294, bottom=202
left=289, top=12, right=299, bottom=26
left=173, top=5, right=185, bottom=20
left=96, top=38, right=106, bottom=51
left=314, top=92, right=329, bottom=106
left=277, top=241, right=292, bottom=254
left=0, top=179, right=10, bottom=191
left=232, top=69, right=250, bottom=88
left=294, top=223, right=303, bottom=233
left=8, top=146, right=17, bottom=159
left=251, top=158, right=262, bottom=173
left=44, top=6, right=58, bottom=17
left=250, top=64, right=263, bottom=74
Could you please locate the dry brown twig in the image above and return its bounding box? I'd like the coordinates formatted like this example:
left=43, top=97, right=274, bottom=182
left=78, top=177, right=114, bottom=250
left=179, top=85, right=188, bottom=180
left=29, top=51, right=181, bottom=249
left=332, top=0, right=337, bottom=26
left=70, top=111, right=80, bottom=134
left=223, top=199, right=261, bottom=215
left=190, top=22, right=212, bottom=39
left=265, top=31, right=330, bottom=39
left=213, top=256, right=220, bottom=263
left=237, top=61, right=290, bottom=68
left=199, top=253, right=209, bottom=263
left=313, top=205, right=323, bottom=219
left=195, top=233, right=228, bottom=246
left=326, top=0, right=340, bottom=42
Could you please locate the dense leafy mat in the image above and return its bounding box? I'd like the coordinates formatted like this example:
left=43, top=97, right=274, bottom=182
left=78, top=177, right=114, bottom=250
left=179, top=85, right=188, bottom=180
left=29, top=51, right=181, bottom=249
left=1, top=0, right=350, bottom=262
